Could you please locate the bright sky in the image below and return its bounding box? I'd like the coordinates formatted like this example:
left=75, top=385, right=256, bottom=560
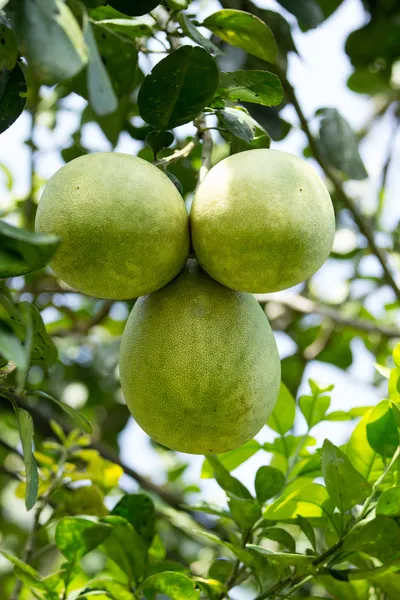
left=1, top=0, right=399, bottom=549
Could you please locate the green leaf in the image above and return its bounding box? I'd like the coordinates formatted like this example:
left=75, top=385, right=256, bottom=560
left=0, top=551, right=44, bottom=588
left=376, top=487, right=400, bottom=517
left=17, top=407, right=39, bottom=511
left=203, top=10, right=277, bottom=64
left=260, top=527, right=296, bottom=552
left=343, top=516, right=400, bottom=560
left=297, top=515, right=317, bottom=551
left=201, top=440, right=261, bottom=478
left=366, top=400, right=399, bottom=457
left=254, top=465, right=285, bottom=503
left=208, top=559, right=234, bottom=584
left=0, top=328, right=27, bottom=372
left=267, top=382, right=296, bottom=435
left=0, top=63, right=27, bottom=135
left=14, top=0, right=88, bottom=84
left=276, top=0, right=324, bottom=30
left=217, top=70, right=283, bottom=107
left=146, top=130, right=175, bottom=156
left=346, top=408, right=384, bottom=482
left=111, top=494, right=155, bottom=547
left=177, top=13, right=222, bottom=56
left=0, top=24, right=18, bottom=70
left=299, top=393, right=330, bottom=428
left=207, top=455, right=260, bottom=529
left=263, top=483, right=335, bottom=522
left=83, top=578, right=135, bottom=600
left=138, top=46, right=219, bottom=130
left=94, top=18, right=153, bottom=41
left=60, top=485, right=107, bottom=517
left=91, top=21, right=138, bottom=98
left=141, top=572, right=200, bottom=600
left=31, top=391, right=92, bottom=434
left=321, top=440, right=372, bottom=512
left=100, top=515, right=147, bottom=582
left=206, top=455, right=252, bottom=499
left=246, top=544, right=312, bottom=565
left=0, top=220, right=60, bottom=277
left=55, top=517, right=111, bottom=562
left=197, top=531, right=276, bottom=590
left=216, top=107, right=271, bottom=149
left=318, top=108, right=368, bottom=180
left=84, top=19, right=117, bottom=116
left=108, top=0, right=160, bottom=16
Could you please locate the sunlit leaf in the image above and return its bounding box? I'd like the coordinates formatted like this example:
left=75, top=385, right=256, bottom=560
left=111, top=493, right=155, bottom=547
left=321, top=440, right=371, bottom=512
left=17, top=408, right=39, bottom=510
left=376, top=487, right=400, bottom=517
left=263, top=483, right=335, bottom=522
left=217, top=70, right=283, bottom=107
left=201, top=440, right=261, bottom=478
left=203, top=10, right=277, bottom=64
left=366, top=400, right=399, bottom=457
left=267, top=382, right=296, bottom=435
left=141, top=571, right=200, bottom=600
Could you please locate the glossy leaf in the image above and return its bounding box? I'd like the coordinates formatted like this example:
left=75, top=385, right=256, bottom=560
left=32, top=391, right=92, bottom=434
left=263, top=483, right=335, bottom=521
left=94, top=18, right=153, bottom=40
left=267, top=382, right=296, bottom=435
left=201, top=440, right=261, bottom=478
left=138, top=46, right=219, bottom=130
left=100, top=515, right=147, bottom=582
left=254, top=465, right=285, bottom=503
left=321, top=440, right=371, bottom=512
left=111, top=493, right=155, bottom=547
left=55, top=517, right=111, bottom=562
left=0, top=221, right=60, bottom=277
left=13, top=0, right=88, bottom=84
left=17, top=408, right=39, bottom=511
left=203, top=10, right=277, bottom=64
left=217, top=107, right=271, bottom=149
left=84, top=19, right=117, bottom=116
left=177, top=13, right=221, bottom=56
left=347, top=408, right=384, bottom=482
left=0, top=63, right=27, bottom=135
left=217, top=70, right=283, bottom=107
left=366, top=400, right=399, bottom=457
left=83, top=579, right=134, bottom=600
left=343, top=516, right=400, bottom=560
left=206, top=455, right=252, bottom=499
left=141, top=571, right=200, bottom=600
left=318, top=108, right=368, bottom=180
left=376, top=487, right=400, bottom=517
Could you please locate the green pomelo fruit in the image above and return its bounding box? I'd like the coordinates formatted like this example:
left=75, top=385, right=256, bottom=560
left=190, top=149, right=335, bottom=293
left=35, top=152, right=189, bottom=299
left=119, top=260, right=281, bottom=454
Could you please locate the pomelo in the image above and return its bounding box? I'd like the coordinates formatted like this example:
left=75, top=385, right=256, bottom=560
left=190, top=149, right=335, bottom=293
left=35, top=152, right=189, bottom=299
left=119, top=260, right=281, bottom=454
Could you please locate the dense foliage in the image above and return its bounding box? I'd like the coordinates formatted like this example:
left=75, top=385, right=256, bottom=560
left=1, top=0, right=400, bottom=598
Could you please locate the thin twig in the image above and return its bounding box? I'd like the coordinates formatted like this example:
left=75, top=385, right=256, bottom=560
left=279, top=70, right=400, bottom=302
left=155, top=138, right=198, bottom=167
left=256, top=292, right=400, bottom=338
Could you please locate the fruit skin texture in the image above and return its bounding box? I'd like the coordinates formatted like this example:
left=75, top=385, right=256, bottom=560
left=35, top=152, right=189, bottom=299
left=120, top=260, right=281, bottom=455
left=190, top=149, right=335, bottom=293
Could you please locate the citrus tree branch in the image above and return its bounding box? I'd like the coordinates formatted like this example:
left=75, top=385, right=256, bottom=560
left=155, top=138, right=198, bottom=167
left=196, top=115, right=213, bottom=184
left=279, top=71, right=400, bottom=302
left=256, top=292, right=400, bottom=338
